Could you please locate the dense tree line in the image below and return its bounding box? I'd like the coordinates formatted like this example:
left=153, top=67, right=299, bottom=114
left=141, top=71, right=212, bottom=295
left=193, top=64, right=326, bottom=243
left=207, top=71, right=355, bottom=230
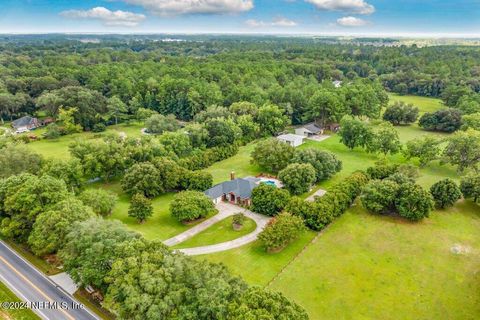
left=9, top=36, right=480, bottom=130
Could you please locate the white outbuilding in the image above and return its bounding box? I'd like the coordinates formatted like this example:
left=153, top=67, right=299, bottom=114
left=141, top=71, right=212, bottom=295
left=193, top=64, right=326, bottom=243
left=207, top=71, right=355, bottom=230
left=276, top=134, right=305, bottom=147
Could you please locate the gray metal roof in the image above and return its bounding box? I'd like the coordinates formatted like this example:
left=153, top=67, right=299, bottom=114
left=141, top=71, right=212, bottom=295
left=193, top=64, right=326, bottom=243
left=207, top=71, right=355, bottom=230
left=303, top=123, right=323, bottom=134
left=205, top=178, right=259, bottom=199
left=12, top=116, right=36, bottom=128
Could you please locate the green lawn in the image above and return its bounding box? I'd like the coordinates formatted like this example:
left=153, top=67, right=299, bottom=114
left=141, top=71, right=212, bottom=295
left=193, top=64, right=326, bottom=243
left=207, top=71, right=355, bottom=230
left=204, top=142, right=263, bottom=184
left=25, top=122, right=144, bottom=159
left=388, top=93, right=444, bottom=114
left=202, top=231, right=317, bottom=285
left=173, top=216, right=257, bottom=249
left=92, top=182, right=196, bottom=241
left=386, top=94, right=447, bottom=142
left=268, top=200, right=480, bottom=320
left=0, top=281, right=39, bottom=320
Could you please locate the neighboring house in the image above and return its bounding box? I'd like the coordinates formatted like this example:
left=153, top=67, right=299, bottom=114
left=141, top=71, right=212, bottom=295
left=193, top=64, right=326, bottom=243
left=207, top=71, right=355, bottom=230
left=205, top=174, right=261, bottom=206
left=333, top=80, right=343, bottom=88
left=11, top=116, right=40, bottom=133
left=295, top=123, right=324, bottom=137
left=276, top=133, right=305, bottom=147
left=325, top=123, right=341, bottom=132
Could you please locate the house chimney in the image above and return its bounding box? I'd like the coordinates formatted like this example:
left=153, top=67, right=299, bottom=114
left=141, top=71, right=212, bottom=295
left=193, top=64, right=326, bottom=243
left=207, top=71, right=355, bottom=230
left=230, top=171, right=235, bottom=181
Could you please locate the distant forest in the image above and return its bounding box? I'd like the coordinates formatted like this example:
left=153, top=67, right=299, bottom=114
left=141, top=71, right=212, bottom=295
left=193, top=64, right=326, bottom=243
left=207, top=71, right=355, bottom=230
left=1, top=35, right=479, bottom=127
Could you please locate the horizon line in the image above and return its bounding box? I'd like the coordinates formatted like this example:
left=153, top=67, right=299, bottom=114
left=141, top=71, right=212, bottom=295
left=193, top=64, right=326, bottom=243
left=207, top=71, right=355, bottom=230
left=0, top=31, right=480, bottom=40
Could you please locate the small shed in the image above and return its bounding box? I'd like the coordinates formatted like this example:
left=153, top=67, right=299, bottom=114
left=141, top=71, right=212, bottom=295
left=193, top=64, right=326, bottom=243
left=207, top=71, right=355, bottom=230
left=295, top=123, right=324, bottom=137
left=276, top=134, right=305, bottom=147
left=11, top=116, right=40, bottom=132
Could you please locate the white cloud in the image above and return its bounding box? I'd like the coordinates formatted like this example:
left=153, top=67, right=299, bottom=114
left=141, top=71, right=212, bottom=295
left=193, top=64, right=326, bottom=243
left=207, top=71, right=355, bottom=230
left=61, top=7, right=146, bottom=27
left=122, top=0, right=254, bottom=16
left=272, top=17, right=297, bottom=27
left=245, top=17, right=297, bottom=28
left=306, top=0, right=375, bottom=15
left=336, top=16, right=369, bottom=27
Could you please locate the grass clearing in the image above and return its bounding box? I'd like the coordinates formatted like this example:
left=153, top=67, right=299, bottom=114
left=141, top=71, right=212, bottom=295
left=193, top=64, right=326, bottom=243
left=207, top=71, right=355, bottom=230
left=204, top=143, right=263, bottom=184
left=173, top=216, right=257, bottom=249
left=388, top=93, right=444, bottom=114
left=268, top=200, right=480, bottom=320
left=0, top=281, right=39, bottom=320
left=201, top=231, right=317, bottom=285
left=25, top=122, right=144, bottom=160
left=92, top=182, right=197, bottom=241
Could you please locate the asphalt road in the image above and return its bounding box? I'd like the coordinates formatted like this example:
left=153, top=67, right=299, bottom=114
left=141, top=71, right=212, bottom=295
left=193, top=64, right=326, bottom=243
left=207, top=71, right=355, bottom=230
left=0, top=240, right=99, bottom=320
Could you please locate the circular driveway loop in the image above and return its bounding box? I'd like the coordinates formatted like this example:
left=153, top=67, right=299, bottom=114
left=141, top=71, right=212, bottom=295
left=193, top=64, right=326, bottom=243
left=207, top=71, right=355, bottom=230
left=163, top=202, right=271, bottom=256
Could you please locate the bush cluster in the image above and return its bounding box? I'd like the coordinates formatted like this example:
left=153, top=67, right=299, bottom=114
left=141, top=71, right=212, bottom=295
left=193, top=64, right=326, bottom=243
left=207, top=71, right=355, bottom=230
left=287, top=172, right=370, bottom=230
left=258, top=213, right=305, bottom=252
left=361, top=174, right=434, bottom=221
left=122, top=158, right=214, bottom=198
left=179, top=144, right=239, bottom=171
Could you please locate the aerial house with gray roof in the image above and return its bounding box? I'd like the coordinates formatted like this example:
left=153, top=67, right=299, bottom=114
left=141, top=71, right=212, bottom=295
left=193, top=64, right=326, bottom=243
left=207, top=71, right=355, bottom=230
left=204, top=173, right=261, bottom=206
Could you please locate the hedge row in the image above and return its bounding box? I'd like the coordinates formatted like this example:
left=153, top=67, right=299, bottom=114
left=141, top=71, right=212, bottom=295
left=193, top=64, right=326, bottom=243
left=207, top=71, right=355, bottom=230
left=287, top=172, right=370, bottom=230
left=178, top=144, right=240, bottom=171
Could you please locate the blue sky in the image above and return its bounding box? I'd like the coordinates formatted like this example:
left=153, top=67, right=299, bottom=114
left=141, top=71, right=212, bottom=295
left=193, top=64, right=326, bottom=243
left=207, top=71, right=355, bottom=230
left=1, top=0, right=479, bottom=36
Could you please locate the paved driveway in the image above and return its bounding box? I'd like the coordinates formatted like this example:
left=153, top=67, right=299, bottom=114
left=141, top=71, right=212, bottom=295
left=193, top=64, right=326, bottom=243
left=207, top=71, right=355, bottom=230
left=163, top=202, right=271, bottom=255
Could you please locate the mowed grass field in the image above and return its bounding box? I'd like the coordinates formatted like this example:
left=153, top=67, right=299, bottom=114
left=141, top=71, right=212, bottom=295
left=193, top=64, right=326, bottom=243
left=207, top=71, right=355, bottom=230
left=268, top=201, right=480, bottom=320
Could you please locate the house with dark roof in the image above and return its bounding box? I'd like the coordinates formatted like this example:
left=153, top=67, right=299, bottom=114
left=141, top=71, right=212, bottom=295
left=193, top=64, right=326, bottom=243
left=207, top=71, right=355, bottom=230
left=11, top=116, right=40, bottom=132
left=295, top=123, right=324, bottom=137
left=205, top=174, right=261, bottom=206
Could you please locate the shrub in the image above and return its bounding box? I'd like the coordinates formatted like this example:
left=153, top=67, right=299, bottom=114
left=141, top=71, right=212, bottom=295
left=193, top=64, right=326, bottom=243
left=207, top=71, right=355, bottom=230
left=28, top=198, right=95, bottom=256
left=44, top=123, right=62, bottom=139
left=291, top=148, right=342, bottom=182
left=232, top=213, right=246, bottom=229
left=251, top=138, right=295, bottom=173
left=395, top=183, right=434, bottom=221
left=170, top=191, right=217, bottom=222
left=419, top=108, right=462, bottom=132
left=361, top=176, right=434, bottom=221
left=460, top=174, right=480, bottom=203
left=403, top=136, right=442, bottom=167
left=461, top=113, right=480, bottom=131
left=366, top=162, right=399, bottom=180
left=361, top=180, right=399, bottom=214
left=92, top=123, right=106, bottom=132
left=128, top=193, right=153, bottom=223
left=339, top=116, right=372, bottom=150
left=278, top=163, right=316, bottom=195
left=179, top=145, right=239, bottom=171
left=227, top=287, right=309, bottom=320
left=182, top=171, right=213, bottom=191
left=251, top=184, right=291, bottom=216
left=121, top=162, right=161, bottom=197
left=258, top=213, right=305, bottom=253
left=288, top=172, right=369, bottom=230
left=430, top=179, right=462, bottom=208
left=383, top=101, right=419, bottom=125
left=79, top=189, right=118, bottom=216
left=145, top=114, right=179, bottom=134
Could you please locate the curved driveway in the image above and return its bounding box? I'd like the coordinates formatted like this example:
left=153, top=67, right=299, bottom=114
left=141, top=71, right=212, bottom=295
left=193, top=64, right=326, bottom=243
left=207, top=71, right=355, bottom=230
left=163, top=203, right=271, bottom=255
